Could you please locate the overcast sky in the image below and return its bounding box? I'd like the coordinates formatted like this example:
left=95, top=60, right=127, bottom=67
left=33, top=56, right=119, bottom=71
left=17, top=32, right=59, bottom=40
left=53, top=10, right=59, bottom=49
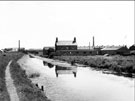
left=0, top=1, right=134, bottom=49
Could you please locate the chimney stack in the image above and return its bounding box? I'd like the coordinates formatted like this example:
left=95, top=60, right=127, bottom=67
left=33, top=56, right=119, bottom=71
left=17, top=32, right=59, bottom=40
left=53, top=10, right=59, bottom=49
left=18, top=40, right=20, bottom=51
left=73, top=37, right=76, bottom=43
left=93, top=36, right=95, bottom=48
left=56, top=37, right=58, bottom=43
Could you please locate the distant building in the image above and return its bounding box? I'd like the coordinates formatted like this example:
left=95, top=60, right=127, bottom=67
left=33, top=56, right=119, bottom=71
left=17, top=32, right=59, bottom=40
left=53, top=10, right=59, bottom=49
left=54, top=37, right=101, bottom=56
left=100, top=46, right=129, bottom=55
left=26, top=49, right=42, bottom=55
left=54, top=37, right=78, bottom=55
left=42, top=38, right=130, bottom=56
left=55, top=37, right=77, bottom=51
left=129, top=44, right=135, bottom=50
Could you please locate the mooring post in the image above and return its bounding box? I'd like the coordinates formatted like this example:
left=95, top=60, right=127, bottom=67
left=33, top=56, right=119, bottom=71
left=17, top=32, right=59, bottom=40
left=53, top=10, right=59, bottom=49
left=35, top=84, right=38, bottom=88
left=41, top=85, right=44, bottom=91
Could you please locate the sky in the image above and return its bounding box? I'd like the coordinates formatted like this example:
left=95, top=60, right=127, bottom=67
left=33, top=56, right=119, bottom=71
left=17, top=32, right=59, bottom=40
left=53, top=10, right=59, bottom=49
left=0, top=1, right=134, bottom=49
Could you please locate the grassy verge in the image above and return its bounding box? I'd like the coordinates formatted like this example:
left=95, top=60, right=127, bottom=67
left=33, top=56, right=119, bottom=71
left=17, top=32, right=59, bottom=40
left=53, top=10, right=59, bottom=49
left=54, top=55, right=135, bottom=78
left=0, top=53, right=11, bottom=101
left=0, top=52, right=50, bottom=101
left=9, top=52, right=50, bottom=101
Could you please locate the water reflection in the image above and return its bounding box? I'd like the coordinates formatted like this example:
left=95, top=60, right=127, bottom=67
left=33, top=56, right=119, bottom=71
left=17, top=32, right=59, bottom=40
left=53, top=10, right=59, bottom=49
left=43, top=61, right=77, bottom=77
left=47, top=63, right=54, bottom=68
left=26, top=58, right=134, bottom=101
left=43, top=61, right=54, bottom=68
left=55, top=65, right=77, bottom=77
left=43, top=61, right=47, bottom=66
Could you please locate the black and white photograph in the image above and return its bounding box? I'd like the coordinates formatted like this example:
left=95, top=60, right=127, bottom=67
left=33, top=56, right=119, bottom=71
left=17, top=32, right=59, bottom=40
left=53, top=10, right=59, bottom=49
left=0, top=1, right=134, bottom=101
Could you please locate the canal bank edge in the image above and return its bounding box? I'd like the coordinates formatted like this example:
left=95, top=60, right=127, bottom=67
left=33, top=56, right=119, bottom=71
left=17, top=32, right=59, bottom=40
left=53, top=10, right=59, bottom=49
left=53, top=55, right=135, bottom=78
left=1, top=52, right=50, bottom=101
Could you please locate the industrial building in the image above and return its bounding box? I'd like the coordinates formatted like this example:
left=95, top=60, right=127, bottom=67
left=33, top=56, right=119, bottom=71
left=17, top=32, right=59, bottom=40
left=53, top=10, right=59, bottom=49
left=42, top=37, right=131, bottom=56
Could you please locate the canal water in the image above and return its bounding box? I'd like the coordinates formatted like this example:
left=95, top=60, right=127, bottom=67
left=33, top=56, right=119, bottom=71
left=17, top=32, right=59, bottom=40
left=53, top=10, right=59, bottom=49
left=18, top=55, right=134, bottom=101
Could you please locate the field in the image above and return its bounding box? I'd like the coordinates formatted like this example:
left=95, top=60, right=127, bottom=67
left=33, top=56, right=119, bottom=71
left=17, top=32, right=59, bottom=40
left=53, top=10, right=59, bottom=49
left=0, top=52, right=50, bottom=101
left=54, top=55, right=135, bottom=78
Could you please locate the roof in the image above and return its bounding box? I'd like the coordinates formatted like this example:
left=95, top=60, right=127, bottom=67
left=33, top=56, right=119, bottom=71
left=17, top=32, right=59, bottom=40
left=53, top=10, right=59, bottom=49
left=56, top=41, right=77, bottom=46
left=101, top=47, right=121, bottom=51
left=43, top=47, right=55, bottom=50
left=78, top=46, right=91, bottom=50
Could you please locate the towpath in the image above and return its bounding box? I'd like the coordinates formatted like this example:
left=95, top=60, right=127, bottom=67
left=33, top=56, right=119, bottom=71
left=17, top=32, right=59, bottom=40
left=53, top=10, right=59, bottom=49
left=30, top=54, right=77, bottom=68
left=5, top=60, right=19, bottom=101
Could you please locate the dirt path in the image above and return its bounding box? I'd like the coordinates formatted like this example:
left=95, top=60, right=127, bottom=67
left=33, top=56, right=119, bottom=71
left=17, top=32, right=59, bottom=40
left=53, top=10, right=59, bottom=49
left=5, top=60, right=19, bottom=101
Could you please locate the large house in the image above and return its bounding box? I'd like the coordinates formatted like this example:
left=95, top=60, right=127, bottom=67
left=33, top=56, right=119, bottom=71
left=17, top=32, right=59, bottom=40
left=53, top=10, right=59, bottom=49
left=55, top=37, right=77, bottom=51
left=55, top=37, right=77, bottom=55
left=54, top=37, right=99, bottom=56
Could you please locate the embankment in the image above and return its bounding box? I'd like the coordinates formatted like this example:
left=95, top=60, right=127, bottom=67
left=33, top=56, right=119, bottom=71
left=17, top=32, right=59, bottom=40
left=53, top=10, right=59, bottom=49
left=0, top=52, right=50, bottom=101
left=54, top=55, right=135, bottom=78
left=0, top=53, right=11, bottom=101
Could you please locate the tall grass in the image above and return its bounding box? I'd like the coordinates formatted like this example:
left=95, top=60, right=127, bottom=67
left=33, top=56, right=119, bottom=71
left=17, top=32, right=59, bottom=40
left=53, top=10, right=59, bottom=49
left=54, top=55, right=135, bottom=77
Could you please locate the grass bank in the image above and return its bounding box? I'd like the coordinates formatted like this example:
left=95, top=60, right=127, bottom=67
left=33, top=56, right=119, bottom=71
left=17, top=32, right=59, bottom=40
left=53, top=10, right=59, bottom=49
left=0, top=52, right=50, bottom=101
left=0, top=53, right=11, bottom=101
left=54, top=55, right=135, bottom=78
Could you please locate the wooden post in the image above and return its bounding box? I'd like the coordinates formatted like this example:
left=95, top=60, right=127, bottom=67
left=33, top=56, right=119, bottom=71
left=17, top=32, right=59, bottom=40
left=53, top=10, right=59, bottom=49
left=35, top=84, right=38, bottom=88
left=41, top=86, right=44, bottom=91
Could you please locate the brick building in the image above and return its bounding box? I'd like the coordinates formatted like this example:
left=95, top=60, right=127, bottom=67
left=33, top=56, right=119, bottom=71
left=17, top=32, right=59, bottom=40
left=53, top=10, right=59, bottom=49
left=55, top=37, right=78, bottom=55
left=55, top=37, right=77, bottom=51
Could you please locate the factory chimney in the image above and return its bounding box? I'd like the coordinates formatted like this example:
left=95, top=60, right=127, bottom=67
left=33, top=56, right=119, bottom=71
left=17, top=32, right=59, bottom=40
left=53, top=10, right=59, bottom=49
left=18, top=40, right=20, bottom=51
left=73, top=37, right=76, bottom=43
left=56, top=37, right=58, bottom=43
left=93, top=36, right=95, bottom=48
left=89, top=42, right=90, bottom=50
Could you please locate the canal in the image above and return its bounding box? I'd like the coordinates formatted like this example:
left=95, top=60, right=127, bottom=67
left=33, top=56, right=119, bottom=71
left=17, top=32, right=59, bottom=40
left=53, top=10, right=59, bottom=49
left=18, top=55, right=134, bottom=101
